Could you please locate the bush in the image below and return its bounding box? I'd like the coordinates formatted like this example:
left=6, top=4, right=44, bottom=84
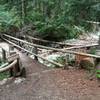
left=89, top=48, right=96, bottom=55
left=0, top=71, right=10, bottom=80
left=54, top=56, right=67, bottom=68
left=0, top=5, right=21, bottom=33
left=30, top=18, right=81, bottom=41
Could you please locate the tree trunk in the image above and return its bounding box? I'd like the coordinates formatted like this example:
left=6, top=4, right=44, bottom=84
left=21, top=0, right=27, bottom=25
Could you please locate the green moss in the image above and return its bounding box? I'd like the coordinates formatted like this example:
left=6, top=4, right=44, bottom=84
left=89, top=48, right=96, bottom=55
left=54, top=56, right=66, bottom=68
left=0, top=61, right=10, bottom=80
left=68, top=60, right=75, bottom=66
left=0, top=71, right=10, bottom=80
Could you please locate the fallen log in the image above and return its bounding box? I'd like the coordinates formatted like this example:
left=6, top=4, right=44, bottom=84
left=3, top=34, right=100, bottom=58
left=3, top=38, right=64, bottom=67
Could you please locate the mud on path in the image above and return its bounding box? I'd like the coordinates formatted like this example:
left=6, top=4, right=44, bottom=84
left=0, top=52, right=100, bottom=100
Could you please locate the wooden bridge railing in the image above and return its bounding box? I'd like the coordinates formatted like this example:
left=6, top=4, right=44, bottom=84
left=26, top=35, right=98, bottom=49
left=26, top=35, right=74, bottom=46
left=2, top=34, right=64, bottom=67
left=0, top=46, right=20, bottom=77
left=3, top=34, right=100, bottom=57
left=0, top=60, right=17, bottom=73
left=2, top=34, right=100, bottom=68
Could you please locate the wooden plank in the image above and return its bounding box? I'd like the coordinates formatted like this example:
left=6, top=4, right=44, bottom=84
left=3, top=38, right=64, bottom=67
left=0, top=63, right=9, bottom=69
left=3, top=34, right=98, bottom=52
left=0, top=60, right=17, bottom=73
left=7, top=54, right=19, bottom=62
left=3, top=34, right=100, bottom=58
left=3, top=34, right=62, bottom=51
left=62, top=44, right=98, bottom=50
left=27, top=35, right=72, bottom=46
left=0, top=43, right=10, bottom=52
left=4, top=39, right=63, bottom=67
left=27, top=35, right=98, bottom=47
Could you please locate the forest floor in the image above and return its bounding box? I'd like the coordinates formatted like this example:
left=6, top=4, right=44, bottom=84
left=0, top=51, right=100, bottom=100
left=0, top=69, right=100, bottom=100
left=0, top=41, right=100, bottom=100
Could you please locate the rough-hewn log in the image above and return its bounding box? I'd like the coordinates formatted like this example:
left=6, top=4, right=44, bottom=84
left=3, top=34, right=100, bottom=58
left=27, top=35, right=98, bottom=47
left=0, top=60, right=17, bottom=73
left=98, top=35, right=100, bottom=49
left=3, top=38, right=64, bottom=67
left=62, top=44, right=98, bottom=50
left=26, top=35, right=72, bottom=46
left=33, top=47, right=38, bottom=61
left=2, top=49, right=6, bottom=62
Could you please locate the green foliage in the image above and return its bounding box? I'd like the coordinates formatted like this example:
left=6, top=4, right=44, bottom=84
left=0, top=5, right=21, bottom=32
left=54, top=56, right=66, bottom=68
left=89, top=48, right=96, bottom=55
left=0, top=71, right=10, bottom=80
left=0, top=58, right=9, bottom=80
left=68, top=59, right=75, bottom=66
left=27, top=10, right=82, bottom=41
left=0, top=0, right=100, bottom=40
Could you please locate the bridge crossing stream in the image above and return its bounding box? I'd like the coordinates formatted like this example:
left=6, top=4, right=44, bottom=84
left=0, top=36, right=100, bottom=100
left=0, top=48, right=100, bottom=100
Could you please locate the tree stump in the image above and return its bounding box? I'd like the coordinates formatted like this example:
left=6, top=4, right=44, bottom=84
left=80, top=57, right=95, bottom=79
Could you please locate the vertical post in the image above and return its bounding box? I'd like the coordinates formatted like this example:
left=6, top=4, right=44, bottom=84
left=96, top=35, right=100, bottom=64
left=9, top=68, right=14, bottom=77
left=15, top=58, right=21, bottom=75
left=34, top=47, right=38, bottom=61
left=2, top=49, right=6, bottom=63
left=63, top=57, right=68, bottom=70
left=9, top=58, right=21, bottom=77
left=13, top=58, right=21, bottom=77
left=98, top=35, right=100, bottom=49
left=96, top=35, right=100, bottom=66
left=17, top=58, right=26, bottom=77
left=96, top=58, right=100, bottom=82
left=96, top=36, right=100, bottom=83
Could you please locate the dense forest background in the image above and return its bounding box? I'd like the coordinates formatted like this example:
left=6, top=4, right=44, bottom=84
left=0, top=0, right=100, bottom=41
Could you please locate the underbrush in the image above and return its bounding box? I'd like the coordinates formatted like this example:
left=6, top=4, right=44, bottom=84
left=0, top=61, right=10, bottom=80
left=0, top=71, right=10, bottom=80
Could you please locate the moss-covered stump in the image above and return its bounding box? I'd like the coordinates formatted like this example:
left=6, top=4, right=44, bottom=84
left=80, top=57, right=95, bottom=79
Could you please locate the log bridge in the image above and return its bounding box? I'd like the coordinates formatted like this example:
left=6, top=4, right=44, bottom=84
left=1, top=34, right=100, bottom=69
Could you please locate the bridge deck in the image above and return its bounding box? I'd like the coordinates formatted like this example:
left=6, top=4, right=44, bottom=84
left=17, top=50, right=48, bottom=76
left=0, top=42, right=48, bottom=76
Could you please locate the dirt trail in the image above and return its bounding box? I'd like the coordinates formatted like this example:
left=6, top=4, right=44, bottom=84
left=0, top=51, right=100, bottom=100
